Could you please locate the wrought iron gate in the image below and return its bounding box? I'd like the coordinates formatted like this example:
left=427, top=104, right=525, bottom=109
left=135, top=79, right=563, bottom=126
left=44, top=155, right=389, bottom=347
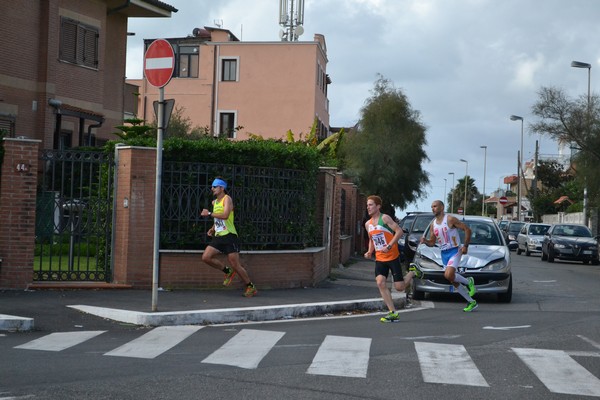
left=34, top=149, right=114, bottom=282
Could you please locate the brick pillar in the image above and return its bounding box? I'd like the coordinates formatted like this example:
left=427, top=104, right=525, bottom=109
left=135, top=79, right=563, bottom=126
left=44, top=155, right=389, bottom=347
left=0, top=138, right=41, bottom=288
left=112, top=146, right=157, bottom=288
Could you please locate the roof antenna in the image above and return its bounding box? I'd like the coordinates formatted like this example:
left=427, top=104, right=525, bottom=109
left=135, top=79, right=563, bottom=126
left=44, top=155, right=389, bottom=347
left=214, top=19, right=223, bottom=28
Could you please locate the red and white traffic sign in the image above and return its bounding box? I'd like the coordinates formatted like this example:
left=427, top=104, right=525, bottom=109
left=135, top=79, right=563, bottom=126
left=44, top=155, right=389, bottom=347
left=499, top=196, right=508, bottom=205
left=144, top=39, right=175, bottom=88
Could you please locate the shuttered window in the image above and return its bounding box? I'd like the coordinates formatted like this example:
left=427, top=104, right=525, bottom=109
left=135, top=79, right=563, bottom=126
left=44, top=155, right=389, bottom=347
left=60, top=17, right=99, bottom=69
left=0, top=116, right=16, bottom=138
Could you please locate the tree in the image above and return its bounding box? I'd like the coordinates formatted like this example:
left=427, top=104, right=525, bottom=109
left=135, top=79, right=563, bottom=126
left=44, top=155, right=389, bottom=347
left=530, top=86, right=600, bottom=213
left=526, top=159, right=579, bottom=221
left=338, top=75, right=429, bottom=211
left=448, top=176, right=480, bottom=215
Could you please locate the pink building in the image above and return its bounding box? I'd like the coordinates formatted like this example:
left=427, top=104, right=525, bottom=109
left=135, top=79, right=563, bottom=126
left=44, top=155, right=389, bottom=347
left=0, top=0, right=176, bottom=149
left=129, top=27, right=331, bottom=141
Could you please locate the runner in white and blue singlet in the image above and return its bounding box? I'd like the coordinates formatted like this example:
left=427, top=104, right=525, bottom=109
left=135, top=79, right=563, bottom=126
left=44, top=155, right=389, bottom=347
left=420, top=200, right=478, bottom=312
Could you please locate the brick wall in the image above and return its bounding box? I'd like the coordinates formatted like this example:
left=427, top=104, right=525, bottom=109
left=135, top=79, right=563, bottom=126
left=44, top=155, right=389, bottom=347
left=112, top=147, right=329, bottom=289
left=0, top=138, right=41, bottom=288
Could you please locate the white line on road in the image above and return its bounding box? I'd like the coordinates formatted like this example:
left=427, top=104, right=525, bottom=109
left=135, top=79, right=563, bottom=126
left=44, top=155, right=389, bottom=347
left=104, top=325, right=202, bottom=359
left=415, top=342, right=489, bottom=387
left=513, top=347, right=600, bottom=397
left=307, top=335, right=372, bottom=378
left=202, top=329, right=285, bottom=369
left=483, top=325, right=531, bottom=330
left=14, top=331, right=106, bottom=352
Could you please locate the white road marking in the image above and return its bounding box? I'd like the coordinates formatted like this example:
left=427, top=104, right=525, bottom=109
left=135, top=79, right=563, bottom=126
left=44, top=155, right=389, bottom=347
left=202, top=329, right=285, bottom=369
left=307, top=335, right=371, bottom=378
left=483, top=325, right=531, bottom=330
left=14, top=331, right=105, bottom=352
left=578, top=334, right=600, bottom=350
left=513, top=348, right=600, bottom=396
left=104, top=325, right=202, bottom=359
left=415, top=342, right=489, bottom=387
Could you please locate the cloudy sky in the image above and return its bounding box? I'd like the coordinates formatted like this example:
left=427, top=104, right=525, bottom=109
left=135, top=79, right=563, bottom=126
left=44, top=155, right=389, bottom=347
left=126, top=0, right=600, bottom=216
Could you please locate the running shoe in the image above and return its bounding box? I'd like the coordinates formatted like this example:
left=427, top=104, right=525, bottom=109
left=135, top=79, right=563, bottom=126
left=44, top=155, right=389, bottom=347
left=380, top=311, right=399, bottom=323
left=467, top=277, right=476, bottom=297
left=223, top=267, right=236, bottom=287
left=243, top=283, right=258, bottom=297
left=463, top=300, right=478, bottom=312
left=408, top=263, right=423, bottom=279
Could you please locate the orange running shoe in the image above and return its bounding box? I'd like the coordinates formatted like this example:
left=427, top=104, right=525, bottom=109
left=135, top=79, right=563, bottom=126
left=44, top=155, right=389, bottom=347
left=223, top=267, right=236, bottom=287
left=243, top=283, right=257, bottom=297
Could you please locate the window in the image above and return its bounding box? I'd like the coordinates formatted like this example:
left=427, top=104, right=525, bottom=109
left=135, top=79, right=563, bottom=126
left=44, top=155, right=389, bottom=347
left=59, top=130, right=72, bottom=150
left=177, top=46, right=199, bottom=78
left=221, top=58, right=238, bottom=81
left=0, top=115, right=16, bottom=138
left=59, top=17, right=99, bottom=69
left=218, top=112, right=236, bottom=138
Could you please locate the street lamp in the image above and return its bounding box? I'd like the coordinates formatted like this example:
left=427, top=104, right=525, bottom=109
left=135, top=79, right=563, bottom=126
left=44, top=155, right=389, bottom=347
left=510, top=115, right=524, bottom=221
left=448, top=172, right=455, bottom=213
left=443, top=178, right=447, bottom=205
left=571, top=60, right=591, bottom=226
left=459, top=159, right=468, bottom=215
left=480, top=145, right=487, bottom=216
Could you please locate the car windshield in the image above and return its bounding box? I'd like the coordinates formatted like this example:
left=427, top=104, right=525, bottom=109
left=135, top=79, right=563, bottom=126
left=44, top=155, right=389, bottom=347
left=423, top=219, right=502, bottom=246
left=554, top=225, right=592, bottom=237
left=411, top=216, right=434, bottom=233
left=528, top=224, right=549, bottom=235
left=508, top=223, right=525, bottom=233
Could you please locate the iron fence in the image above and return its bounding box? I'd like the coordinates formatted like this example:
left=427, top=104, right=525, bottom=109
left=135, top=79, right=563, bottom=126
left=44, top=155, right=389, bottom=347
left=161, top=161, right=318, bottom=250
left=34, top=149, right=114, bottom=281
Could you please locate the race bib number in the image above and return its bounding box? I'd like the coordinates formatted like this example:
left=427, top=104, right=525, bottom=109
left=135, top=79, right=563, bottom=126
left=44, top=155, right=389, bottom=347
left=372, top=233, right=387, bottom=251
left=214, top=218, right=226, bottom=233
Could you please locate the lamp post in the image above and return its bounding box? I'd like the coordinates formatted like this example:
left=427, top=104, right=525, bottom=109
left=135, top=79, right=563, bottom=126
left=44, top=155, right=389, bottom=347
left=510, top=115, right=524, bottom=221
left=571, top=60, right=591, bottom=226
left=443, top=178, right=447, bottom=205
left=448, top=172, right=455, bottom=213
left=459, top=159, right=468, bottom=215
left=480, top=145, right=487, bottom=216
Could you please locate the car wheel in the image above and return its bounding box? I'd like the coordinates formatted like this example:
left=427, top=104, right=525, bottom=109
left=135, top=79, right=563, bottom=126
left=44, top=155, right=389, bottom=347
left=412, top=289, right=425, bottom=300
left=497, top=275, right=512, bottom=303
left=547, top=248, right=555, bottom=263
left=592, top=259, right=600, bottom=266
left=541, top=248, right=548, bottom=261
left=516, top=246, right=522, bottom=255
left=583, top=260, right=589, bottom=265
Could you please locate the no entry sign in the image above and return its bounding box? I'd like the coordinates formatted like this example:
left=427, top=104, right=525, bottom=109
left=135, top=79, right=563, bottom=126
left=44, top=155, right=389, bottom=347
left=499, top=196, right=508, bottom=205
left=144, top=39, right=175, bottom=88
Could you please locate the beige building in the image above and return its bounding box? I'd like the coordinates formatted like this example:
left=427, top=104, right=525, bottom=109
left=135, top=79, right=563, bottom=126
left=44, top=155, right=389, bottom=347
left=129, top=27, right=331, bottom=141
left=0, top=0, right=176, bottom=150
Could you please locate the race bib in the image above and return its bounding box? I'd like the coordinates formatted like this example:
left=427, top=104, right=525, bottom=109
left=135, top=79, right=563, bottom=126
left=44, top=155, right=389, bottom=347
left=214, top=218, right=226, bottom=233
left=372, top=232, right=387, bottom=251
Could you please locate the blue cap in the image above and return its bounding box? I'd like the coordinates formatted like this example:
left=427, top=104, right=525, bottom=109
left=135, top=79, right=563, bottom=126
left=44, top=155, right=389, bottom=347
left=212, top=178, right=227, bottom=189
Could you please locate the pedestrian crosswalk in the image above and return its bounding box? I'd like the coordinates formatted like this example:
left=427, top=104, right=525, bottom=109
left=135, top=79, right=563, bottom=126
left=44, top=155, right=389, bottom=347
left=10, top=327, right=600, bottom=397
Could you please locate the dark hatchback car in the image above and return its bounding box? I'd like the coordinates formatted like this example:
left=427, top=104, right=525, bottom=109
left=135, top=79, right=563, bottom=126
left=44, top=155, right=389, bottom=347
left=502, top=221, right=525, bottom=251
left=403, top=212, right=435, bottom=263
left=541, top=223, right=599, bottom=265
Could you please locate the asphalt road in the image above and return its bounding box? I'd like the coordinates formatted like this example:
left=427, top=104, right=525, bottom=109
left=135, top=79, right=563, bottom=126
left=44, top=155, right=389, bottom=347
left=1, top=252, right=599, bottom=400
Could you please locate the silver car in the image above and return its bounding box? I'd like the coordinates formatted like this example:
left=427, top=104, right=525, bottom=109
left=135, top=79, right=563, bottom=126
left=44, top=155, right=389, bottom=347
left=411, top=215, right=512, bottom=303
left=516, top=223, right=550, bottom=256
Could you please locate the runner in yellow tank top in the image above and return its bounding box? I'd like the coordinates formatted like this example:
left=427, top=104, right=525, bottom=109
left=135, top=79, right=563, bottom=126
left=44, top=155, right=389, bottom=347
left=364, top=195, right=420, bottom=323
left=200, top=177, right=257, bottom=297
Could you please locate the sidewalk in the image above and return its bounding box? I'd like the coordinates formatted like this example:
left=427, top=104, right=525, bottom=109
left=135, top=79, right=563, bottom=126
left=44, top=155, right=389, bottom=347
left=0, top=258, right=412, bottom=331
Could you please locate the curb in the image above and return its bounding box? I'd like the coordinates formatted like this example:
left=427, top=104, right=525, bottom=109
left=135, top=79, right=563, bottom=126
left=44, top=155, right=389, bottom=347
left=0, top=314, right=34, bottom=332
left=68, top=295, right=405, bottom=327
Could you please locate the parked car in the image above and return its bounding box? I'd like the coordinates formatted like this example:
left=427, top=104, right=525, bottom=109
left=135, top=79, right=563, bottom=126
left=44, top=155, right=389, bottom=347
left=403, top=212, right=435, bottom=264
left=541, top=223, right=600, bottom=265
left=497, top=220, right=509, bottom=231
left=502, top=221, right=525, bottom=251
left=516, top=223, right=551, bottom=256
left=397, top=212, right=421, bottom=264
left=411, top=215, right=512, bottom=302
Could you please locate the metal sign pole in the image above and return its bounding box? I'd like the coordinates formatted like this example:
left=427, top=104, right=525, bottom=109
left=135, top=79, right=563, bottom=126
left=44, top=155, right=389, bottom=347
left=152, top=87, right=165, bottom=312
